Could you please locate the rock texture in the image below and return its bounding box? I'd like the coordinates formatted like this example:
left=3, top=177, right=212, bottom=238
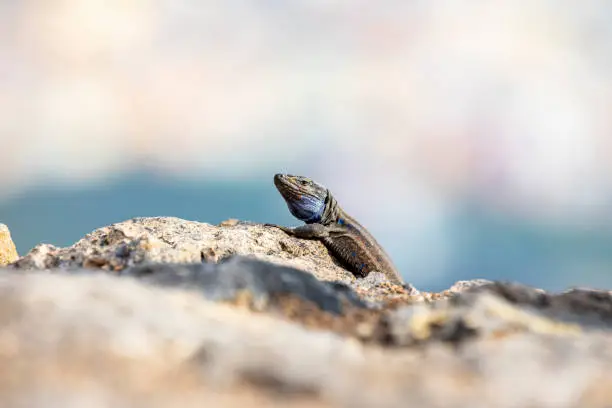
left=122, top=257, right=367, bottom=314
left=4, top=216, right=612, bottom=407
left=12, top=216, right=356, bottom=282
left=0, top=224, right=18, bottom=266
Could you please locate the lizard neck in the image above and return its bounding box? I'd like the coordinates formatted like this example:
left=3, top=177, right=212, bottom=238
left=319, top=191, right=342, bottom=225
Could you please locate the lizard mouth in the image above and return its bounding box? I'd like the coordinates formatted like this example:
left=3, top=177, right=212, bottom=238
left=273, top=173, right=287, bottom=186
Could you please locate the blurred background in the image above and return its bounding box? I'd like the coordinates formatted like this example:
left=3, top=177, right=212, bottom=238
left=1, top=1, right=612, bottom=292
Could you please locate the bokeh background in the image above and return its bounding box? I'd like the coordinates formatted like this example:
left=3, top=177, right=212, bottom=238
left=1, top=1, right=612, bottom=292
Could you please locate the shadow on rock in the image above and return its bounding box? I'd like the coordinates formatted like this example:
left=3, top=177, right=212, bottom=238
left=121, top=256, right=367, bottom=315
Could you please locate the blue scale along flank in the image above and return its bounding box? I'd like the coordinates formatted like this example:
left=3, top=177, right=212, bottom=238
left=267, top=174, right=404, bottom=284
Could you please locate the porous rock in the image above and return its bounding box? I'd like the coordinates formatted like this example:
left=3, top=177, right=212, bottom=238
left=11, top=217, right=414, bottom=307
left=12, top=216, right=358, bottom=283
left=0, top=224, right=18, bottom=266
left=348, top=272, right=423, bottom=305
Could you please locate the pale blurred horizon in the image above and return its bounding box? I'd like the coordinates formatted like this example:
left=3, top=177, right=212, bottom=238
left=2, top=1, right=612, bottom=291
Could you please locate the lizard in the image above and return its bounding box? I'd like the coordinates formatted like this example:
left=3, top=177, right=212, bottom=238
left=265, top=173, right=404, bottom=284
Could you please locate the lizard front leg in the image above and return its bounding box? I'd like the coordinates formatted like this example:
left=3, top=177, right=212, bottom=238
left=265, top=223, right=343, bottom=239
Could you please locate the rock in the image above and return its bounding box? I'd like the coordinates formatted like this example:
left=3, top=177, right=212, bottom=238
left=8, top=217, right=612, bottom=406
left=0, top=270, right=612, bottom=407
left=7, top=217, right=419, bottom=337
left=384, top=281, right=612, bottom=348
left=11, top=216, right=358, bottom=282
left=347, top=272, right=424, bottom=305
left=463, top=281, right=548, bottom=304
left=462, top=281, right=612, bottom=328
left=385, top=291, right=582, bottom=347
left=447, top=279, right=493, bottom=293
left=8, top=243, right=58, bottom=269
left=0, top=224, right=18, bottom=266
left=218, top=218, right=240, bottom=227
left=121, top=256, right=367, bottom=315
left=118, top=257, right=385, bottom=339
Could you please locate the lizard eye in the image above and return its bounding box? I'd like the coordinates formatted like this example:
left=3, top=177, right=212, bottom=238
left=299, top=180, right=309, bottom=186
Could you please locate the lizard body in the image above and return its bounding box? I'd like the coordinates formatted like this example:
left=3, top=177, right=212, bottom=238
left=266, top=174, right=404, bottom=284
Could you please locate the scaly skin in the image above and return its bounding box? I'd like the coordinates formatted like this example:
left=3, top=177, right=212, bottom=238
left=266, top=174, right=404, bottom=284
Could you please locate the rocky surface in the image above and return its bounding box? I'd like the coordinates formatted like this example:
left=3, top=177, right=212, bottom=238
left=12, top=216, right=356, bottom=282
left=0, top=224, right=18, bottom=266
left=121, top=257, right=367, bottom=314
left=4, top=216, right=612, bottom=407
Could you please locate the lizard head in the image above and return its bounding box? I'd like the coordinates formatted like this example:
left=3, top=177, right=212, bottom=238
left=273, top=174, right=328, bottom=223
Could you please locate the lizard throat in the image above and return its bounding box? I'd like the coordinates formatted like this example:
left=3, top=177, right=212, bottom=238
left=286, top=195, right=325, bottom=223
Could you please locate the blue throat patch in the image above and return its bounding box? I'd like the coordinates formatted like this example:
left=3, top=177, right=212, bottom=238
left=287, top=196, right=324, bottom=223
